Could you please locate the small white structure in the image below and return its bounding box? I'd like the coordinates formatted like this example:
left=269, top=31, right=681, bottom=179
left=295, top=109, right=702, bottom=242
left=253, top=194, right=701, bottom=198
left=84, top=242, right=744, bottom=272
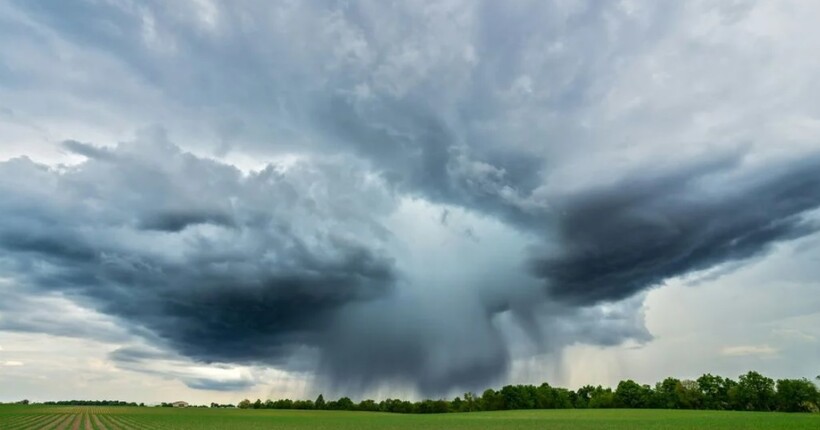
left=172, top=401, right=189, bottom=408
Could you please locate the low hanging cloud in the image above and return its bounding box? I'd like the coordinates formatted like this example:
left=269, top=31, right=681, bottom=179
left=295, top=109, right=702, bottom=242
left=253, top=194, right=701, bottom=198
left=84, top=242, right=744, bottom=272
left=109, top=346, right=258, bottom=392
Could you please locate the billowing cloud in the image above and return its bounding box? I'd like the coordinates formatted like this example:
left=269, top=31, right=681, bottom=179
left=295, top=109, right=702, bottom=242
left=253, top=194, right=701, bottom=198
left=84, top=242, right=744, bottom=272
left=530, top=154, right=820, bottom=305
left=1, top=0, right=820, bottom=398
left=0, top=130, right=398, bottom=368
left=0, top=131, right=653, bottom=395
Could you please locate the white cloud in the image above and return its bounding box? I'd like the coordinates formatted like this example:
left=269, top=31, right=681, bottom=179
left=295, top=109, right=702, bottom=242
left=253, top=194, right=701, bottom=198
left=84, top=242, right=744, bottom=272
left=720, top=345, right=778, bottom=358
left=0, top=331, right=305, bottom=403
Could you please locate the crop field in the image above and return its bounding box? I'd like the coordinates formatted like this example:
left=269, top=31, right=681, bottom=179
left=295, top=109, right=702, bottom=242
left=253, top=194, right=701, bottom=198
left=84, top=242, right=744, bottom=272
left=0, top=405, right=817, bottom=430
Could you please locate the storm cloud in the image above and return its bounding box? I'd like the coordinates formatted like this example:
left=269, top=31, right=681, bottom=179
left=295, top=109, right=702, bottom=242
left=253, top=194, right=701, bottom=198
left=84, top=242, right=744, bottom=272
left=0, top=131, right=398, bottom=366
left=0, top=131, right=655, bottom=395
left=3, top=133, right=818, bottom=395
left=2, top=0, right=820, bottom=398
left=531, top=155, right=820, bottom=305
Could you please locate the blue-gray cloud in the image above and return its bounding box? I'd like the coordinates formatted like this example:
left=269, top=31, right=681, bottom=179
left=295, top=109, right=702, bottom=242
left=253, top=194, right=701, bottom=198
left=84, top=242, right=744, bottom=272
left=0, top=131, right=398, bottom=367
left=2, top=0, right=820, bottom=396
left=0, top=131, right=653, bottom=395
left=108, top=346, right=258, bottom=392
left=530, top=154, right=820, bottom=305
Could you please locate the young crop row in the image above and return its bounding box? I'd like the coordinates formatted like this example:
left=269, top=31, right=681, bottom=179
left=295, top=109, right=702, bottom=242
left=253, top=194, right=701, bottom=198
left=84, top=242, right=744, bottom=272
left=0, top=412, right=162, bottom=430
left=0, top=413, right=73, bottom=430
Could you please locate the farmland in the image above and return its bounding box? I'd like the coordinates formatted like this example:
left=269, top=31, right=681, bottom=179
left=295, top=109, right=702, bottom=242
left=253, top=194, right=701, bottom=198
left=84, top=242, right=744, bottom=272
left=0, top=405, right=817, bottom=430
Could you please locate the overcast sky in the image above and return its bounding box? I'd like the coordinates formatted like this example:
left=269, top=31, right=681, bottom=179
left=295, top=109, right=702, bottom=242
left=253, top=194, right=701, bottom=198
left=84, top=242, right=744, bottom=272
left=1, top=0, right=819, bottom=404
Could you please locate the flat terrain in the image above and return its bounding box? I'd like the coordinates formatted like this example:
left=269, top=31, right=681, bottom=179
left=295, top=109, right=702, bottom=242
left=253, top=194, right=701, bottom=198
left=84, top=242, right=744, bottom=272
left=0, top=405, right=817, bottom=429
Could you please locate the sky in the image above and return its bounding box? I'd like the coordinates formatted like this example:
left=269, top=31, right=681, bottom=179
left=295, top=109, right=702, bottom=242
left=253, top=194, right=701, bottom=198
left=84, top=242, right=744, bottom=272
left=0, top=0, right=819, bottom=404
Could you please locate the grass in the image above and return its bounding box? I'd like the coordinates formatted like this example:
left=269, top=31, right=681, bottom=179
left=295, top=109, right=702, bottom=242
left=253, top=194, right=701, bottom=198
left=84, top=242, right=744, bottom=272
left=0, top=405, right=817, bottom=429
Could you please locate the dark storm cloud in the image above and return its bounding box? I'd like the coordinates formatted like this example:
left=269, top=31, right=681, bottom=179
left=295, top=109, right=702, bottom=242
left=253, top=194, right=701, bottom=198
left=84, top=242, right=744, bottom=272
left=0, top=132, right=397, bottom=368
left=0, top=131, right=652, bottom=396
left=531, top=156, right=820, bottom=305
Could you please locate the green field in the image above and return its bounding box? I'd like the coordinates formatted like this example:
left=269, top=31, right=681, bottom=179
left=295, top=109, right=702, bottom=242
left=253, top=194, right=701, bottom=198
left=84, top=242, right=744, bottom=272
left=0, top=405, right=817, bottom=429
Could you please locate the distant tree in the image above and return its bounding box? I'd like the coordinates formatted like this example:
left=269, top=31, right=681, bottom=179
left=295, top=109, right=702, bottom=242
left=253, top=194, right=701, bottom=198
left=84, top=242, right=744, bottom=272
left=775, top=379, right=819, bottom=412
left=554, top=388, right=576, bottom=409
left=575, top=385, right=595, bottom=408
left=450, top=396, right=463, bottom=412
left=314, top=394, right=326, bottom=410
left=415, top=399, right=449, bottom=414
left=615, top=380, right=653, bottom=408
left=734, top=371, right=775, bottom=411
left=462, top=392, right=477, bottom=412
left=228, top=370, right=817, bottom=415
left=678, top=380, right=703, bottom=409
left=500, top=385, right=536, bottom=410
left=535, top=383, right=556, bottom=409
left=292, top=400, right=314, bottom=410
left=334, top=397, right=354, bottom=411
left=697, top=374, right=733, bottom=410
left=358, top=399, right=379, bottom=412
left=587, top=386, right=615, bottom=409
left=432, top=399, right=450, bottom=413
left=654, top=377, right=686, bottom=409
left=480, top=389, right=503, bottom=411
left=378, top=398, right=402, bottom=413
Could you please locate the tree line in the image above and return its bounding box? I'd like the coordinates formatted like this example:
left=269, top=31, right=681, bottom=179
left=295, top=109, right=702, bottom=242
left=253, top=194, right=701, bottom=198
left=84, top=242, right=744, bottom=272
left=237, top=371, right=820, bottom=413
left=7, top=399, right=224, bottom=408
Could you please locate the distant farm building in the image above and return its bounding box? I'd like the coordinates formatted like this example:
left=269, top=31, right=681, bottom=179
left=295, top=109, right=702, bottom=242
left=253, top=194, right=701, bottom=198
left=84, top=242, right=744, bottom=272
left=172, top=401, right=189, bottom=408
